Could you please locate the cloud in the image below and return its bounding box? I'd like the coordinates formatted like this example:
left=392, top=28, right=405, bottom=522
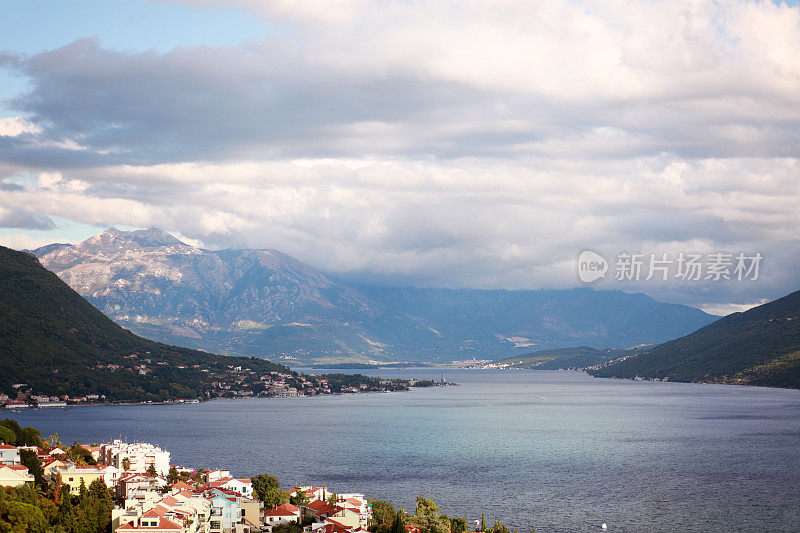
left=0, top=0, right=798, bottom=307
left=0, top=206, right=56, bottom=230
left=0, top=233, right=60, bottom=250
left=0, top=117, right=42, bottom=137
left=2, top=1, right=799, bottom=164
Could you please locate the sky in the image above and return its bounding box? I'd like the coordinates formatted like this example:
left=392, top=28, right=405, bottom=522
left=1, top=0, right=799, bottom=314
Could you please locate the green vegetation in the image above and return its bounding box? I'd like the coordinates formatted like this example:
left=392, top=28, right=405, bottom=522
left=494, top=347, right=631, bottom=370
left=315, top=374, right=436, bottom=393
left=368, top=496, right=512, bottom=533
left=0, top=420, right=42, bottom=447
left=251, top=474, right=291, bottom=507
left=590, top=289, right=800, bottom=388
left=289, top=490, right=309, bottom=507
left=0, top=422, right=114, bottom=532
left=0, top=475, right=114, bottom=533
left=0, top=246, right=289, bottom=402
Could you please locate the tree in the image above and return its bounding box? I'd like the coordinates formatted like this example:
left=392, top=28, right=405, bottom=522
left=263, top=488, right=290, bottom=508
left=273, top=521, right=304, bottom=533
left=0, top=419, right=22, bottom=438
left=0, top=500, right=47, bottom=532
left=369, top=500, right=398, bottom=533
left=450, top=518, right=466, bottom=533
left=19, top=450, right=45, bottom=488
left=122, top=458, right=131, bottom=472
left=0, top=426, right=15, bottom=445
left=411, top=496, right=449, bottom=533
left=67, top=443, right=97, bottom=465
left=289, top=490, right=308, bottom=507
left=57, top=488, right=76, bottom=531
left=44, top=433, right=63, bottom=451
left=251, top=474, right=281, bottom=501
left=83, top=478, right=114, bottom=533
left=481, top=513, right=486, bottom=532
left=392, top=511, right=406, bottom=533
left=146, top=464, right=158, bottom=477
left=15, top=427, right=41, bottom=447
left=167, top=466, right=180, bottom=485
left=486, top=521, right=512, bottom=533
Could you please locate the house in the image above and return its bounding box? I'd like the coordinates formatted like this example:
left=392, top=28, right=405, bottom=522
left=118, top=511, right=185, bottom=533
left=238, top=497, right=262, bottom=529
left=262, top=503, right=301, bottom=526
left=202, top=477, right=253, bottom=499
left=170, top=481, right=196, bottom=494
left=53, top=464, right=107, bottom=494
left=0, top=464, right=34, bottom=487
left=289, top=486, right=328, bottom=502
left=115, top=490, right=211, bottom=533
left=334, top=495, right=370, bottom=528
left=204, top=470, right=232, bottom=482
left=0, top=445, right=20, bottom=464
left=84, top=446, right=103, bottom=462
left=303, top=501, right=342, bottom=521
left=101, top=464, right=123, bottom=488
left=40, top=458, right=69, bottom=477
left=205, top=492, right=241, bottom=533
left=118, top=473, right=169, bottom=499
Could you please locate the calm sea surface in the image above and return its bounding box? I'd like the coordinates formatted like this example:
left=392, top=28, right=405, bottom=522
left=7, top=369, right=800, bottom=532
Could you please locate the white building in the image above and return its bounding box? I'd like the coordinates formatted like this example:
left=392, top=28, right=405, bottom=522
left=0, top=445, right=20, bottom=465
left=102, top=440, right=171, bottom=476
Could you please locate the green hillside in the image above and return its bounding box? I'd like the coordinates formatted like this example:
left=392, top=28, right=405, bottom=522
left=590, top=290, right=800, bottom=388
left=0, top=246, right=288, bottom=402
left=494, top=346, right=636, bottom=370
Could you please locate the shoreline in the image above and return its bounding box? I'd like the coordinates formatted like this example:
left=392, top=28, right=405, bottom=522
left=1, top=381, right=459, bottom=411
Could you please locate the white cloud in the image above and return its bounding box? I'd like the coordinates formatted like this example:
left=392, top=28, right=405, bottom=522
left=699, top=299, right=770, bottom=316
left=0, top=117, right=41, bottom=137
left=0, top=233, right=65, bottom=250
left=38, top=171, right=62, bottom=188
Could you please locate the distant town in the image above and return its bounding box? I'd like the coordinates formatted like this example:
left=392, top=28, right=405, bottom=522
left=1, top=365, right=453, bottom=409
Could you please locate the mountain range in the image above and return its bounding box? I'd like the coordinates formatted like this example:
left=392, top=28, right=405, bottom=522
left=31, top=227, right=717, bottom=364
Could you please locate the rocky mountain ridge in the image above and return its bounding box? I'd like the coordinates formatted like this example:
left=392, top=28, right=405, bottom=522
left=32, top=228, right=718, bottom=364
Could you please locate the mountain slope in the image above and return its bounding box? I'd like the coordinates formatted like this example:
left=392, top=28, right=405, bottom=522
left=590, top=290, right=800, bottom=388
left=360, top=285, right=714, bottom=355
left=0, top=245, right=287, bottom=401
left=32, top=228, right=717, bottom=363
left=493, top=346, right=634, bottom=370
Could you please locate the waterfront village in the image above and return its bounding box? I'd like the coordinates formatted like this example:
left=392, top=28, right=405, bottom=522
left=2, top=437, right=408, bottom=533
left=0, top=367, right=441, bottom=409
left=0, top=421, right=501, bottom=533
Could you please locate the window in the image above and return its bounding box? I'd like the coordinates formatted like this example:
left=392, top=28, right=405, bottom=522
left=210, top=521, right=221, bottom=530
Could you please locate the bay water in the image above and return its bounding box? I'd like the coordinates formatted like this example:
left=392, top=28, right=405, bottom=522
left=7, top=369, right=800, bottom=532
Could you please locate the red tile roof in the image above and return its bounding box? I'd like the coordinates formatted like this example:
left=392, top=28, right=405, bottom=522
left=306, top=500, right=341, bottom=517
left=118, top=517, right=183, bottom=531
left=263, top=503, right=300, bottom=517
